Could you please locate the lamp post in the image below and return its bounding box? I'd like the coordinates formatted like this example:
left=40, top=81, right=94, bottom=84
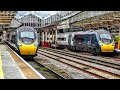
left=54, top=11, right=61, bottom=49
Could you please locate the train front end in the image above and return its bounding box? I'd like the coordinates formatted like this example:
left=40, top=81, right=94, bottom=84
left=97, top=30, right=114, bottom=52
left=18, top=40, right=38, bottom=56
left=16, top=26, right=39, bottom=57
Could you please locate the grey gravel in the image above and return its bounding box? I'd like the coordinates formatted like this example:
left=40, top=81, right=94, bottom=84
left=37, top=54, right=99, bottom=79
left=39, top=49, right=120, bottom=76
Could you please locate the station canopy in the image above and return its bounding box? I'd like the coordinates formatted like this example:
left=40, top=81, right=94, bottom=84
left=0, top=11, right=17, bottom=26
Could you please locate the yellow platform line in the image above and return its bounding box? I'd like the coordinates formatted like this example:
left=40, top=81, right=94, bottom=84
left=0, top=51, right=4, bottom=79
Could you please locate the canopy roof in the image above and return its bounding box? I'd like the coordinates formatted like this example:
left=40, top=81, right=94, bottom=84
left=0, top=11, right=16, bottom=25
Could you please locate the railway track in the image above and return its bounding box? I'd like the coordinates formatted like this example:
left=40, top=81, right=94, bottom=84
left=38, top=48, right=120, bottom=79
left=40, top=48, right=120, bottom=70
left=27, top=60, right=66, bottom=79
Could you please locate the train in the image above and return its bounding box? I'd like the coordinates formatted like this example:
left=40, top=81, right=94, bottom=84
left=57, top=32, right=70, bottom=49
left=112, top=33, right=120, bottom=53
left=5, top=26, right=114, bottom=56
left=49, top=29, right=115, bottom=55
left=6, top=26, right=39, bottom=58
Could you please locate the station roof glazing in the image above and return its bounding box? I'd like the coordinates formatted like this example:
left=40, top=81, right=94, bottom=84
left=15, top=11, right=61, bottom=19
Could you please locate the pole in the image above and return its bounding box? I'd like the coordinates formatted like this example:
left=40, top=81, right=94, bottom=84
left=55, top=29, right=56, bottom=49
left=55, top=28, right=57, bottom=49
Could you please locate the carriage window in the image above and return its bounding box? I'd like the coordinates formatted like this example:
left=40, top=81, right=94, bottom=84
left=91, top=34, right=97, bottom=44
left=74, top=35, right=84, bottom=42
left=83, top=35, right=88, bottom=43
left=58, top=37, right=66, bottom=41
left=86, top=35, right=90, bottom=42
left=85, top=35, right=92, bottom=44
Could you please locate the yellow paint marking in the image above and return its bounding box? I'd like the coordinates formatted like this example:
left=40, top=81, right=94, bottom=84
left=0, top=51, right=4, bottom=79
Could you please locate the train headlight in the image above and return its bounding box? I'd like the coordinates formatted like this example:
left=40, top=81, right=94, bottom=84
left=17, top=42, right=22, bottom=46
left=99, top=41, right=103, bottom=46
left=112, top=43, right=115, bottom=46
left=34, top=42, right=39, bottom=46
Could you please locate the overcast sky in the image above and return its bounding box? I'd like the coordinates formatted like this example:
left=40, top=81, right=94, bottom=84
left=15, top=11, right=61, bottom=19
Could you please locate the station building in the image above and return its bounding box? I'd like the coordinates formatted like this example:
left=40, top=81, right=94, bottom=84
left=4, top=11, right=120, bottom=48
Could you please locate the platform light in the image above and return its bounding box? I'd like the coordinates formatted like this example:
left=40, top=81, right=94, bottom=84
left=34, top=42, right=39, bottom=46
left=17, top=42, right=22, bottom=46
left=112, top=43, right=115, bottom=46
left=99, top=41, right=103, bottom=46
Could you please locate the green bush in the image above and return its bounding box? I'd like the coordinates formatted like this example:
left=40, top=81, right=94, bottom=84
left=114, top=36, right=120, bottom=42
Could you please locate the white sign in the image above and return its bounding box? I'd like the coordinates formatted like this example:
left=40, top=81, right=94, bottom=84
left=57, top=20, right=69, bottom=29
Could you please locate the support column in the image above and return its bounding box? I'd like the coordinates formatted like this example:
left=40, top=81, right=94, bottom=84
left=55, top=29, right=57, bottom=48
left=48, top=31, right=50, bottom=42
left=55, top=29, right=57, bottom=42
left=42, top=31, right=44, bottom=47
left=45, top=31, right=47, bottom=47
left=48, top=31, right=50, bottom=47
left=40, top=31, right=42, bottom=46
left=37, top=31, right=40, bottom=46
left=52, top=30, right=54, bottom=43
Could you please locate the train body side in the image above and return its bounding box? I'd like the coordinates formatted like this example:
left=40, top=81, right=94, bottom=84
left=56, top=29, right=114, bottom=54
left=73, top=30, right=114, bottom=53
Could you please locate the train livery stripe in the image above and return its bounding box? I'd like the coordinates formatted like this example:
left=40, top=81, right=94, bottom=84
left=0, top=51, right=4, bottom=79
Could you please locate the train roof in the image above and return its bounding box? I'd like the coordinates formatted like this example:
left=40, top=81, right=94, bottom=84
left=57, top=29, right=110, bottom=37
left=57, top=33, right=70, bottom=37
left=15, top=26, right=36, bottom=32
left=74, top=29, right=109, bottom=35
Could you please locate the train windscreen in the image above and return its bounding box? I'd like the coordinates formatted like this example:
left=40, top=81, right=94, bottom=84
left=98, top=31, right=113, bottom=44
left=20, top=31, right=35, bottom=39
left=99, top=34, right=112, bottom=40
left=19, top=31, right=36, bottom=44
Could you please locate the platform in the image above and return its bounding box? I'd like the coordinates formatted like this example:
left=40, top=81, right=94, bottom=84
left=0, top=42, right=45, bottom=79
left=0, top=43, right=25, bottom=79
